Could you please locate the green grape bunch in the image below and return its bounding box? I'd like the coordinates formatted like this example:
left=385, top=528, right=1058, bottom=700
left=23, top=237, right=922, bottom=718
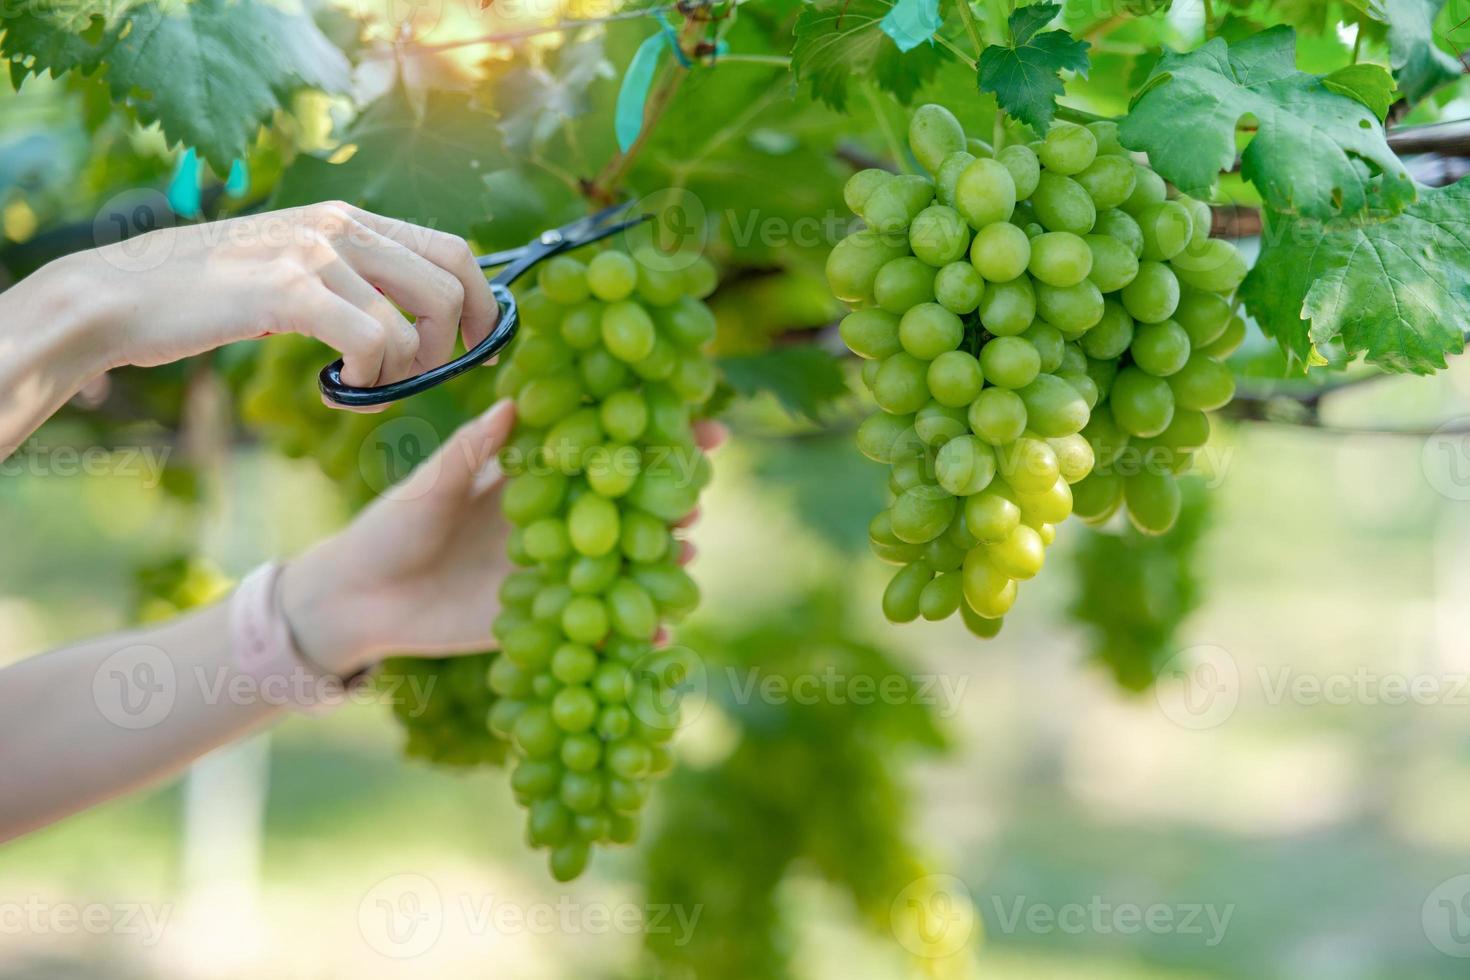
left=485, top=248, right=719, bottom=881
left=379, top=654, right=510, bottom=768
left=827, top=103, right=1245, bottom=639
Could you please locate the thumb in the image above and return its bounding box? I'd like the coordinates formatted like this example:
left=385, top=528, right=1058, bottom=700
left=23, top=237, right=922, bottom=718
left=398, top=399, right=516, bottom=502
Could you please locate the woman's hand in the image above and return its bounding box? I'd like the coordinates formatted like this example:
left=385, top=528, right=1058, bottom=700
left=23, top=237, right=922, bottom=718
left=81, top=201, right=498, bottom=392
left=278, top=400, right=727, bottom=676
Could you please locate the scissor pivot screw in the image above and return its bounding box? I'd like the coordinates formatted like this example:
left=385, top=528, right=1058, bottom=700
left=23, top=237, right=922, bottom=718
left=541, top=230, right=564, bottom=246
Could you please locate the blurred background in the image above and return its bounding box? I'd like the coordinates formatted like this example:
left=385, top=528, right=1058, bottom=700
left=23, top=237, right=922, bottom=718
left=6, top=0, right=1470, bottom=977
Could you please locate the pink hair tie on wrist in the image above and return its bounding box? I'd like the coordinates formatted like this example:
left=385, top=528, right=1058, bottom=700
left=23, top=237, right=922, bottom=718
left=229, top=562, right=372, bottom=716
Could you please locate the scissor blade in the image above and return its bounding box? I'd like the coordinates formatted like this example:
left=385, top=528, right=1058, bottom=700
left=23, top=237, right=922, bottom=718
left=476, top=245, right=526, bottom=269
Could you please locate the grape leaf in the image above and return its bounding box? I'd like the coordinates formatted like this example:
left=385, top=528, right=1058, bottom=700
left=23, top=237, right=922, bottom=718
left=1240, top=178, right=1470, bottom=374
left=272, top=88, right=511, bottom=237
left=2, top=0, right=350, bottom=172
left=1118, top=26, right=1415, bottom=222
left=1320, top=63, right=1396, bottom=120
left=1377, top=0, right=1462, bottom=105
left=492, top=35, right=614, bottom=153
left=977, top=2, right=1090, bottom=133
left=791, top=0, right=944, bottom=111
left=717, top=347, right=848, bottom=420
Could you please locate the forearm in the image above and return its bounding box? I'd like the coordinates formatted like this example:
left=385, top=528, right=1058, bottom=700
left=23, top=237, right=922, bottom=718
left=0, top=599, right=286, bottom=842
left=0, top=253, right=111, bottom=450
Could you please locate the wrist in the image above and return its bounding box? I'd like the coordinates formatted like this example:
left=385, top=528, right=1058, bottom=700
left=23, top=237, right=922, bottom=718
left=278, top=550, right=380, bottom=677
left=6, top=253, right=116, bottom=391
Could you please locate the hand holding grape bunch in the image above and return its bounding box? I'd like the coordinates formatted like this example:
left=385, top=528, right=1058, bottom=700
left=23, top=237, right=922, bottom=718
left=828, top=104, right=1245, bottom=638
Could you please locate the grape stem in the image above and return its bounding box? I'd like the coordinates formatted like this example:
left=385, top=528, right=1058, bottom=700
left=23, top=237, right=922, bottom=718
left=954, top=0, right=986, bottom=60
left=588, top=11, right=710, bottom=204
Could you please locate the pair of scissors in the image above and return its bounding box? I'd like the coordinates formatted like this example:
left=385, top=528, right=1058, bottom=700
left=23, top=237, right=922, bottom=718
left=318, top=201, right=650, bottom=407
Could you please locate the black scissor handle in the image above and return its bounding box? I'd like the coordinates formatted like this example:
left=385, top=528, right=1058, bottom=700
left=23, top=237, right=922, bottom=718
left=318, top=282, right=518, bottom=408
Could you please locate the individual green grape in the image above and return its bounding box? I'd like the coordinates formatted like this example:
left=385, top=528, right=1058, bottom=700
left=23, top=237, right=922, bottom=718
left=1122, top=164, right=1167, bottom=213
left=1018, top=373, right=1090, bottom=437
left=636, top=265, right=686, bottom=306
left=927, top=351, right=985, bottom=407
left=965, top=486, right=1021, bottom=543
left=914, top=401, right=969, bottom=445
left=681, top=257, right=719, bottom=300
left=587, top=252, right=638, bottom=302
left=1071, top=470, right=1124, bottom=523
left=935, top=435, right=996, bottom=495
left=657, top=296, right=717, bottom=350
left=920, top=571, right=964, bottom=620
left=997, top=436, right=1059, bottom=493
left=540, top=256, right=591, bottom=305
left=1135, top=201, right=1193, bottom=261
left=968, top=387, right=1028, bottom=445
left=517, top=371, right=584, bottom=428
left=1048, top=432, right=1095, bottom=483
left=936, top=151, right=977, bottom=207
left=970, top=221, right=1032, bottom=283
left=1021, top=322, right=1065, bottom=373
left=1199, top=315, right=1246, bottom=359
left=1028, top=232, right=1093, bottom=287
left=989, top=523, right=1046, bottom=579
left=601, top=301, right=657, bottom=363
left=1014, top=476, right=1073, bottom=524
left=892, top=488, right=957, bottom=544
left=1084, top=234, right=1139, bottom=293
left=844, top=168, right=891, bottom=215
left=933, top=261, right=986, bottom=313
left=1037, top=122, right=1097, bottom=176
left=856, top=412, right=918, bottom=463
left=1167, top=353, right=1235, bottom=411
left=825, top=230, right=910, bottom=304
left=961, top=551, right=1017, bottom=618
left=1074, top=154, right=1137, bottom=210
left=864, top=174, right=936, bottom=235
left=909, top=103, right=967, bottom=172
left=899, top=303, right=964, bottom=359
left=1081, top=300, right=1134, bottom=359
left=997, top=144, right=1042, bottom=200
left=1158, top=409, right=1210, bottom=451
left=1120, top=261, right=1180, bottom=324
left=1124, top=470, right=1182, bottom=534
left=954, top=158, right=1017, bottom=228
left=1130, top=320, right=1191, bottom=377
left=874, top=257, right=938, bottom=314
left=1094, top=209, right=1144, bottom=258
left=873, top=352, right=931, bottom=414
left=1109, top=366, right=1176, bottom=437
left=1082, top=407, right=1130, bottom=466
left=1169, top=237, right=1248, bottom=294
left=883, top=562, right=934, bottom=623
left=1035, top=280, right=1104, bottom=335
left=978, top=276, right=1037, bottom=336
left=1173, top=288, right=1232, bottom=348
left=1180, top=196, right=1213, bottom=247
left=1031, top=173, right=1096, bottom=235
left=910, top=205, right=971, bottom=266
left=980, top=336, right=1041, bottom=389
left=840, top=309, right=902, bottom=360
